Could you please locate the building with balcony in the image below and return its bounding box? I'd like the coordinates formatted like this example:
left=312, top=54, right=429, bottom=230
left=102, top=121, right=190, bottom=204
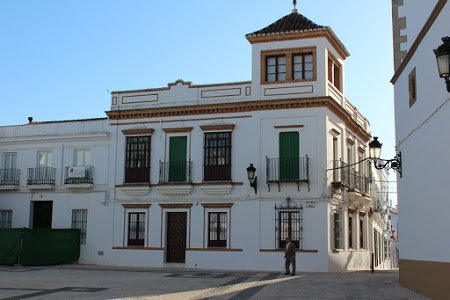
left=391, top=0, right=450, bottom=298
left=0, top=7, right=390, bottom=272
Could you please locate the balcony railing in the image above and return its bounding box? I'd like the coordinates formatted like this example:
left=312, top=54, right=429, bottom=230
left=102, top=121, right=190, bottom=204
left=65, top=166, right=94, bottom=184
left=266, top=156, right=309, bottom=191
left=159, top=161, right=192, bottom=183
left=331, top=160, right=370, bottom=194
left=124, top=167, right=150, bottom=183
left=0, top=169, right=20, bottom=186
left=27, top=167, right=56, bottom=185
left=203, top=165, right=231, bottom=181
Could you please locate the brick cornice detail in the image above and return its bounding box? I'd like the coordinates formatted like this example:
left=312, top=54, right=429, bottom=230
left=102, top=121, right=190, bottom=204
left=200, top=124, right=235, bottom=131
left=107, top=97, right=370, bottom=142
left=121, top=128, right=154, bottom=136
left=121, top=204, right=151, bottom=209
left=162, top=127, right=193, bottom=133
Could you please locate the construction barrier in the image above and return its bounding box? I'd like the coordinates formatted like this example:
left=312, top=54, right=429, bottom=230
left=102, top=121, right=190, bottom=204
left=0, top=228, right=80, bottom=266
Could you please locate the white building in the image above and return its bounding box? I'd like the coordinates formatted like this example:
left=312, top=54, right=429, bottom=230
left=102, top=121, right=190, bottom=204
left=0, top=8, right=390, bottom=272
left=391, top=0, right=450, bottom=298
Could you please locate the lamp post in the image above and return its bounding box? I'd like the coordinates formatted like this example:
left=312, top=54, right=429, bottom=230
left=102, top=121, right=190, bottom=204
left=369, top=137, right=402, bottom=178
left=246, top=164, right=257, bottom=194
left=434, top=37, right=450, bottom=93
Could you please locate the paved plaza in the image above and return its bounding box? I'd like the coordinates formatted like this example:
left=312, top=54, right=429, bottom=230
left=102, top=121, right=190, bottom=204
left=0, top=265, right=427, bottom=300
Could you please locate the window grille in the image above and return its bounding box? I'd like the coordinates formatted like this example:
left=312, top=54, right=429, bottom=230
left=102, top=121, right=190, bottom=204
left=203, top=132, right=231, bottom=181
left=71, top=209, right=87, bottom=244
left=128, top=212, right=145, bottom=246
left=275, top=201, right=302, bottom=249
left=208, top=212, right=227, bottom=247
left=125, top=136, right=151, bottom=183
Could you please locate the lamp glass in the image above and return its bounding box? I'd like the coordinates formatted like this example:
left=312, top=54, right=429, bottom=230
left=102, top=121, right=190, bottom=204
left=247, top=164, right=255, bottom=181
left=370, top=146, right=381, bottom=160
left=436, top=54, right=450, bottom=77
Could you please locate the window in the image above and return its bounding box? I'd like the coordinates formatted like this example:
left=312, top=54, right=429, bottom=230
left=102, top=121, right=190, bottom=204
left=0, top=210, right=12, bottom=228
left=203, top=132, right=231, bottom=181
left=266, top=55, right=286, bottom=82
left=328, top=56, right=342, bottom=91
left=74, top=149, right=90, bottom=167
left=277, top=209, right=301, bottom=249
left=348, top=215, right=354, bottom=249
left=128, top=212, right=145, bottom=246
left=279, top=132, right=300, bottom=181
left=3, top=153, right=17, bottom=169
left=333, top=212, right=341, bottom=249
left=293, top=53, right=314, bottom=80
left=332, top=137, right=339, bottom=182
left=37, top=151, right=52, bottom=167
left=408, top=68, right=417, bottom=107
left=125, top=136, right=151, bottom=183
left=359, top=217, right=364, bottom=249
left=208, top=212, right=227, bottom=247
left=72, top=209, right=87, bottom=244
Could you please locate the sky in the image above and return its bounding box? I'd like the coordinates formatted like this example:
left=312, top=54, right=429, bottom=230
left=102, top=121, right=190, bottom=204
left=0, top=0, right=397, bottom=198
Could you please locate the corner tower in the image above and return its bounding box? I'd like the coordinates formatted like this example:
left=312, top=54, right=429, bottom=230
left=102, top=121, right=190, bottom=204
left=246, top=8, right=350, bottom=100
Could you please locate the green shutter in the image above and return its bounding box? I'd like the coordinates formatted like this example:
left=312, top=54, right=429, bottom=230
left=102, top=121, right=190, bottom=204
left=169, top=136, right=187, bottom=182
left=279, top=132, right=299, bottom=181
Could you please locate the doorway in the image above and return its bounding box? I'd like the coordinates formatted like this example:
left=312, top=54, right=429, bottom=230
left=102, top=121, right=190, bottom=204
left=32, top=201, right=53, bottom=228
left=166, top=212, right=187, bottom=263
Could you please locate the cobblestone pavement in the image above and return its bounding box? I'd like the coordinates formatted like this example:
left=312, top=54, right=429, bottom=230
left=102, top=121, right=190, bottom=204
left=0, top=265, right=428, bottom=299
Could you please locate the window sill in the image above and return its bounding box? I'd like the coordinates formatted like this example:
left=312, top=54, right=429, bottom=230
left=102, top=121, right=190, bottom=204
left=186, top=248, right=243, bottom=252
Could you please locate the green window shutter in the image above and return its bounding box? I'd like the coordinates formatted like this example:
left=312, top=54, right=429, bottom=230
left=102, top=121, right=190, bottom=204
left=279, top=132, right=299, bottom=181
left=169, top=136, right=187, bottom=182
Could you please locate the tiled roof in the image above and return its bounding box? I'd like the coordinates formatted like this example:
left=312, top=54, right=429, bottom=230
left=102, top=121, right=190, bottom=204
left=246, top=10, right=326, bottom=37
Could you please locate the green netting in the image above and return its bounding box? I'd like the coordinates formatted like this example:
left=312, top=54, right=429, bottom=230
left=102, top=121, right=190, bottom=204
left=0, top=228, right=22, bottom=265
left=19, top=228, right=80, bottom=266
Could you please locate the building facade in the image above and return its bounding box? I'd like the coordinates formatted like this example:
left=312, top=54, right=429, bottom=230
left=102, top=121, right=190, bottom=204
left=391, top=0, right=450, bottom=298
left=0, top=9, right=390, bottom=272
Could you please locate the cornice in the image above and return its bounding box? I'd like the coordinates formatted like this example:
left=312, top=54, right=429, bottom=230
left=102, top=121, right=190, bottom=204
left=107, top=97, right=370, bottom=142
left=121, top=128, right=154, bottom=136
left=200, top=124, right=235, bottom=131
left=162, top=127, right=193, bottom=133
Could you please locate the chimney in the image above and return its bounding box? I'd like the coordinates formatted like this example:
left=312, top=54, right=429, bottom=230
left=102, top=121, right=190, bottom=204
left=28, top=117, right=33, bottom=124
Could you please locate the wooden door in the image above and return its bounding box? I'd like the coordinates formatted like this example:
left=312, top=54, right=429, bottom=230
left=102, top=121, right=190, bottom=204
left=166, top=212, right=187, bottom=263
left=169, top=136, right=187, bottom=182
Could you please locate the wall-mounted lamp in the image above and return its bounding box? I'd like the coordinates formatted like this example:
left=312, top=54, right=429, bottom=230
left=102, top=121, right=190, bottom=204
left=434, top=36, right=450, bottom=93
left=369, top=137, right=402, bottom=178
left=246, top=163, right=257, bottom=194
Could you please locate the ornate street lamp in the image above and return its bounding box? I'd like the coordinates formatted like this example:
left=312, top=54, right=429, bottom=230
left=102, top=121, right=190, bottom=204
left=434, top=36, right=450, bottom=93
left=246, top=163, right=257, bottom=194
left=369, top=137, right=402, bottom=178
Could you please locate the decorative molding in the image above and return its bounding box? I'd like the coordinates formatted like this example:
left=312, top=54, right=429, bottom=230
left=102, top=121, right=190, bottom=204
left=107, top=97, right=370, bottom=142
left=201, top=203, right=234, bottom=208
left=358, top=146, right=365, bottom=153
left=201, top=88, right=241, bottom=99
left=391, top=0, right=448, bottom=83
left=346, top=138, right=355, bottom=145
left=186, top=248, right=243, bottom=252
left=122, top=93, right=158, bottom=104
left=121, top=204, right=151, bottom=209
left=192, top=182, right=243, bottom=186
left=162, top=127, right=193, bottom=133
left=159, top=203, right=193, bottom=209
left=274, top=125, right=304, bottom=129
left=200, top=124, right=235, bottom=131
left=112, top=115, right=252, bottom=126
left=330, top=128, right=341, bottom=135
left=348, top=208, right=357, bottom=214
left=121, top=129, right=154, bottom=136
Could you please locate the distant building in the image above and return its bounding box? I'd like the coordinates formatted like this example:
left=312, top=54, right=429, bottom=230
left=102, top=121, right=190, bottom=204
left=0, top=8, right=390, bottom=272
left=392, top=0, right=450, bottom=298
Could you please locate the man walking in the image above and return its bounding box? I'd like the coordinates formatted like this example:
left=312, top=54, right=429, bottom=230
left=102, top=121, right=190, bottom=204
left=284, top=237, right=296, bottom=275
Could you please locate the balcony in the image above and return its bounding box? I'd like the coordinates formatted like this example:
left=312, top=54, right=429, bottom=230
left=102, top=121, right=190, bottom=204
left=331, top=160, right=371, bottom=196
left=157, top=161, right=193, bottom=195
left=124, top=167, right=150, bottom=184
left=65, top=166, right=94, bottom=188
left=266, top=156, right=310, bottom=191
left=0, top=169, right=20, bottom=190
left=203, top=165, right=231, bottom=182
left=27, top=167, right=56, bottom=189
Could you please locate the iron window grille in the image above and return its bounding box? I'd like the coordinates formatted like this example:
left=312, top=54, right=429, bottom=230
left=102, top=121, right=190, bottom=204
left=333, top=212, right=342, bottom=249
left=348, top=216, right=354, bottom=249
left=159, top=161, right=192, bottom=183
left=71, top=209, right=87, bottom=244
left=275, top=201, right=302, bottom=249
left=0, top=210, right=12, bottom=228
left=128, top=212, right=145, bottom=246
left=203, top=132, right=232, bottom=181
left=124, top=136, right=151, bottom=183
left=360, top=218, right=364, bottom=249
left=331, top=160, right=371, bottom=194
left=208, top=212, right=227, bottom=248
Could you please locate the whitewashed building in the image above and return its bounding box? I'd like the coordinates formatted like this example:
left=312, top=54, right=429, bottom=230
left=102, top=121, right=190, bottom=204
left=0, top=8, right=390, bottom=272
left=391, top=0, right=450, bottom=297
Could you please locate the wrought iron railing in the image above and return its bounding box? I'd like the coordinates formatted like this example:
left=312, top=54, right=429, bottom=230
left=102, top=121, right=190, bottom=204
left=0, top=169, right=20, bottom=186
left=159, top=161, right=192, bottom=183
left=64, top=166, right=94, bottom=184
left=124, top=167, right=150, bottom=183
left=331, top=160, right=370, bottom=194
left=27, top=167, right=56, bottom=185
left=203, top=164, right=231, bottom=181
left=266, top=156, right=309, bottom=191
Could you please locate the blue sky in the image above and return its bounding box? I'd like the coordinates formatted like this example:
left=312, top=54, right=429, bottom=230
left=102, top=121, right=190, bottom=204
left=0, top=1, right=396, bottom=171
